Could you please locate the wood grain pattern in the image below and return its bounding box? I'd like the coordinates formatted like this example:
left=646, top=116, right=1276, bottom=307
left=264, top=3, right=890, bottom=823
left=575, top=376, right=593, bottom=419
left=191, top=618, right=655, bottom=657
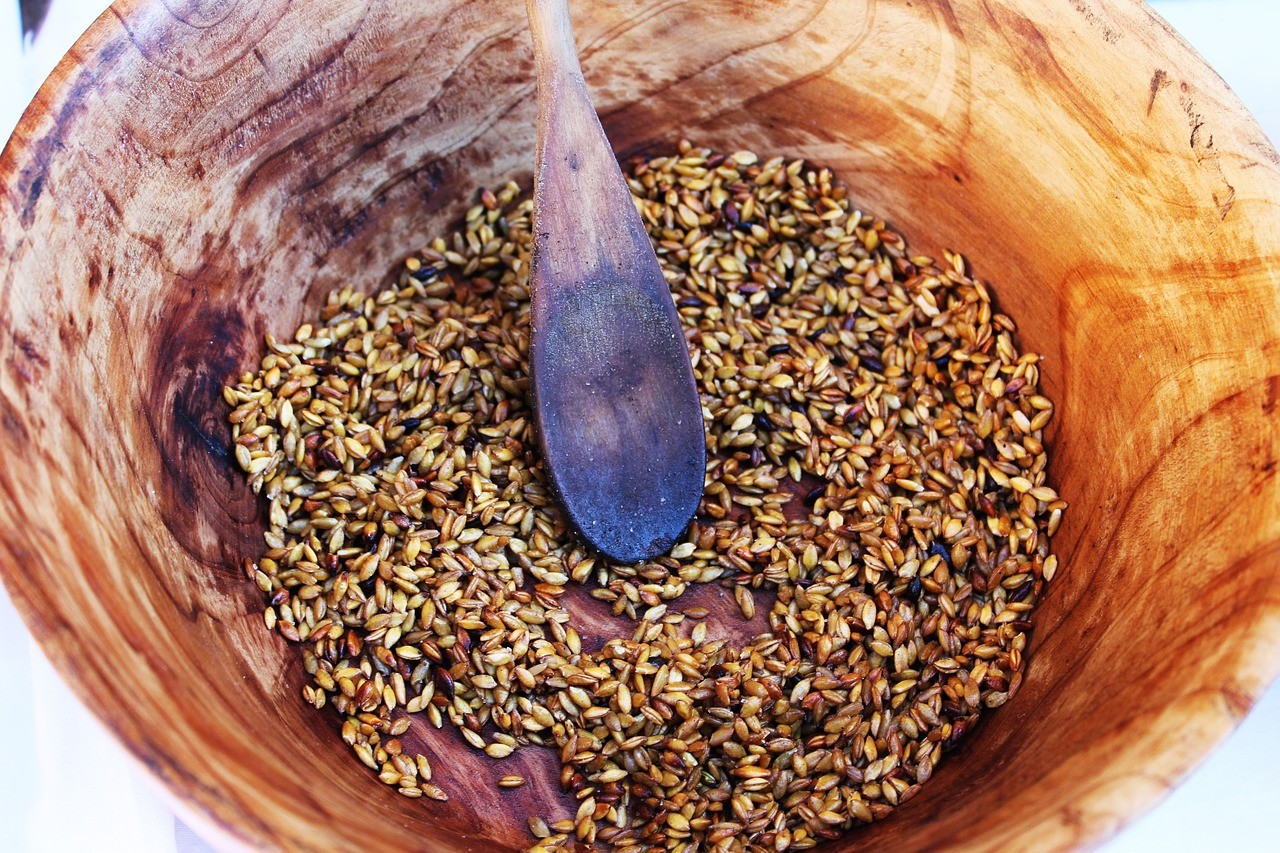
left=0, top=0, right=1278, bottom=850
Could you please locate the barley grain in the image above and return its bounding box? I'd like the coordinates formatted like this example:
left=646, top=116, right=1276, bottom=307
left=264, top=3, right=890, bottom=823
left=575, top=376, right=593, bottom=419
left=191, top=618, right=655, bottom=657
left=226, top=142, right=1064, bottom=851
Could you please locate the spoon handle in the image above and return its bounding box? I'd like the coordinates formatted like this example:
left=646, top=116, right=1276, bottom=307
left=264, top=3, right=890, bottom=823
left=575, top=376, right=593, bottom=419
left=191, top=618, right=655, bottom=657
left=526, top=0, right=582, bottom=90
left=525, top=0, right=658, bottom=307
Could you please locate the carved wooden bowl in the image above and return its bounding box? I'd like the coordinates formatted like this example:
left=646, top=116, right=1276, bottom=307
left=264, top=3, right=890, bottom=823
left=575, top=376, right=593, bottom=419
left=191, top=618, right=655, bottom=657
left=2, top=0, right=1279, bottom=850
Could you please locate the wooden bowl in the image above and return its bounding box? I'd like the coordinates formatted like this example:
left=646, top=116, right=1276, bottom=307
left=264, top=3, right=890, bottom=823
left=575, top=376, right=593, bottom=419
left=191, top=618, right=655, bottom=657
left=2, top=0, right=1279, bottom=849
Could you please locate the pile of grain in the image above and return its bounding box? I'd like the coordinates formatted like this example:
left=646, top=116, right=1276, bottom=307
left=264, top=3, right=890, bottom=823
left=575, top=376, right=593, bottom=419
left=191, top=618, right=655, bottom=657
left=225, top=141, right=1063, bottom=851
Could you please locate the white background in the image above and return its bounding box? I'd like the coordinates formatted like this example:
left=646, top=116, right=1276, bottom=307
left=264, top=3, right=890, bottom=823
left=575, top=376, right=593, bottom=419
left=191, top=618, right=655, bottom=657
left=1, top=1, right=1278, bottom=851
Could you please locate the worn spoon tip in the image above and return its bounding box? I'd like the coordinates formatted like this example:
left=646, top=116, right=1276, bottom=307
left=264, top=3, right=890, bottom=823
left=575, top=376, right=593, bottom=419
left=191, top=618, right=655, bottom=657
left=532, top=280, right=705, bottom=563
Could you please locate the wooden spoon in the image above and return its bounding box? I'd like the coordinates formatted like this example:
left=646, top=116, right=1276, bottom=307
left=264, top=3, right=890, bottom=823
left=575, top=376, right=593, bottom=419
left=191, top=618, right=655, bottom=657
left=524, top=0, right=705, bottom=563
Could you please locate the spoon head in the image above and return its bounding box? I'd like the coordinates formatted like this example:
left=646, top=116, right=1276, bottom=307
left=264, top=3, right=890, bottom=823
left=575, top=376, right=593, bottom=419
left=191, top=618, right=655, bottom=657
left=531, top=278, right=705, bottom=563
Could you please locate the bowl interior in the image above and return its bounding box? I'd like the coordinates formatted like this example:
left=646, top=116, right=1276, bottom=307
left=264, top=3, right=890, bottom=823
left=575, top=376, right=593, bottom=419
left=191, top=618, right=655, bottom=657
left=2, top=0, right=1280, bottom=850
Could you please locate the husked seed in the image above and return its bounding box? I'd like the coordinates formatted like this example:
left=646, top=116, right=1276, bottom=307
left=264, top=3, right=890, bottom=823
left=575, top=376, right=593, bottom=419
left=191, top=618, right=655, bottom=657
left=227, top=142, right=1063, bottom=851
left=420, top=783, right=449, bottom=802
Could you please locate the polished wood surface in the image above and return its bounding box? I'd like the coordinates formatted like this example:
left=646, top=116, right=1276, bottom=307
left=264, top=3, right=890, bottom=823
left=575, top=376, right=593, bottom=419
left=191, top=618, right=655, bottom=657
left=1, top=0, right=1278, bottom=850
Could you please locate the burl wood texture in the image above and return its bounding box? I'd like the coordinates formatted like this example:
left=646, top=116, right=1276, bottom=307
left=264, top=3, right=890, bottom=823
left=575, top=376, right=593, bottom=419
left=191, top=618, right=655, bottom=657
left=0, top=1, right=1278, bottom=851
